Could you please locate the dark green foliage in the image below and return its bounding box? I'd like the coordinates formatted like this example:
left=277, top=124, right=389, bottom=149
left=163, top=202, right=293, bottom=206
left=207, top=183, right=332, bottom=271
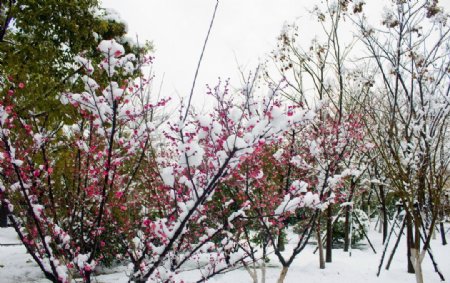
left=0, top=0, right=150, bottom=124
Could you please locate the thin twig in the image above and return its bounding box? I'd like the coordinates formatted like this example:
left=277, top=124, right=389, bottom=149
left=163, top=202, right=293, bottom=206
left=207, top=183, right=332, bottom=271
left=183, top=0, right=220, bottom=122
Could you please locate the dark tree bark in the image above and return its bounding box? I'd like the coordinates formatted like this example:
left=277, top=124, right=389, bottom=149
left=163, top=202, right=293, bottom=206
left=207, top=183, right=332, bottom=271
left=440, top=222, right=447, bottom=246
left=379, top=185, right=388, bottom=244
left=0, top=203, right=8, bottom=227
left=344, top=205, right=350, bottom=252
left=326, top=204, right=333, bottom=262
left=406, top=212, right=415, bottom=274
left=317, top=215, right=325, bottom=269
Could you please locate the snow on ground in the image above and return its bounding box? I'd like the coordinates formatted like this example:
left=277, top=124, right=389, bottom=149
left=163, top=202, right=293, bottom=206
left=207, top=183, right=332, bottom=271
left=0, top=228, right=19, bottom=245
left=1, top=222, right=449, bottom=283
left=0, top=228, right=45, bottom=282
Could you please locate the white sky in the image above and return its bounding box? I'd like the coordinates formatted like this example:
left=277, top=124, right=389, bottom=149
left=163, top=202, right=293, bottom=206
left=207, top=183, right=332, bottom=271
left=100, top=0, right=318, bottom=104
left=100, top=0, right=450, bottom=108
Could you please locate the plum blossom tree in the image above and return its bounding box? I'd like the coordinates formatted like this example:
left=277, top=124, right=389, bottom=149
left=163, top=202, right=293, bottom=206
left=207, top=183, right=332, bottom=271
left=1, top=35, right=320, bottom=283
left=222, top=104, right=366, bottom=283
left=123, top=72, right=318, bottom=282
left=266, top=0, right=372, bottom=269
left=0, top=39, right=162, bottom=283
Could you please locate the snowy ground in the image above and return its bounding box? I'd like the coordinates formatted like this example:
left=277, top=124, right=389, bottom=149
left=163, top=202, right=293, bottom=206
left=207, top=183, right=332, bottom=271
left=1, top=221, right=449, bottom=283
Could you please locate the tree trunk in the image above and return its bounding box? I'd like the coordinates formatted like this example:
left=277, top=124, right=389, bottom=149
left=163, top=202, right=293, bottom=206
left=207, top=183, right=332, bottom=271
left=261, top=260, right=266, bottom=283
left=378, top=212, right=383, bottom=234
left=317, top=216, right=325, bottom=269
left=277, top=266, right=289, bottom=283
left=380, top=185, right=388, bottom=243
left=277, top=229, right=285, bottom=251
left=349, top=212, right=354, bottom=256
left=262, top=235, right=267, bottom=283
left=0, top=203, right=8, bottom=227
left=440, top=222, right=447, bottom=245
left=406, top=212, right=415, bottom=273
left=244, top=265, right=258, bottom=283
left=326, top=204, right=333, bottom=262
left=344, top=180, right=356, bottom=252
left=411, top=248, right=425, bottom=283
left=344, top=206, right=350, bottom=252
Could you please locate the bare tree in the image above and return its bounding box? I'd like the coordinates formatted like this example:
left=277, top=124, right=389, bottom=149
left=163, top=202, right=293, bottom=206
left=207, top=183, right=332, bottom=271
left=355, top=1, right=450, bottom=282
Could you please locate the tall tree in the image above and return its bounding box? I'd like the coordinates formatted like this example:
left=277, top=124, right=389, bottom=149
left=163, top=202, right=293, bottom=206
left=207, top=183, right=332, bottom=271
left=0, top=0, right=150, bottom=227
left=355, top=1, right=450, bottom=281
left=268, top=0, right=369, bottom=266
left=0, top=0, right=147, bottom=120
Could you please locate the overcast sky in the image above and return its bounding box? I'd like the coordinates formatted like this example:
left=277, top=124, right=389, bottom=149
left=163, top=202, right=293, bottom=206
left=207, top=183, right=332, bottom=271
left=100, top=0, right=450, bottom=107
left=99, top=1, right=320, bottom=103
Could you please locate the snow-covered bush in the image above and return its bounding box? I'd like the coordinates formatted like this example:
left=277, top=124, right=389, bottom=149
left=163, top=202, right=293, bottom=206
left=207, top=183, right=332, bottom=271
left=0, top=39, right=159, bottom=283
left=333, top=209, right=369, bottom=244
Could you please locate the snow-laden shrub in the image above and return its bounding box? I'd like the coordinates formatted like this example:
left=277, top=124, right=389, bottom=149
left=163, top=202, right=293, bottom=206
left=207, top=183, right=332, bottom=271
left=333, top=209, right=369, bottom=244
